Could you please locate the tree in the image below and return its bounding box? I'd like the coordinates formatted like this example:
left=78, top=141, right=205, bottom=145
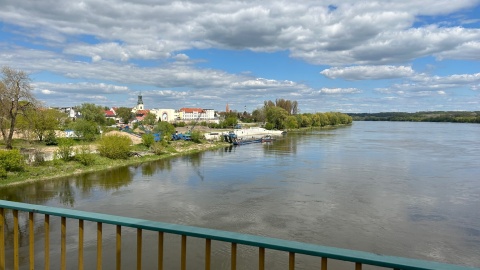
left=25, top=108, right=65, bottom=141
left=142, top=112, right=157, bottom=126
left=154, top=121, right=175, bottom=140
left=78, top=103, right=106, bottom=125
left=0, top=66, right=38, bottom=149
left=116, top=107, right=134, bottom=124
left=70, top=119, right=99, bottom=141
left=265, top=106, right=288, bottom=129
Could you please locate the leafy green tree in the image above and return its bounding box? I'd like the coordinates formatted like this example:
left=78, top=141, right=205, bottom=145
left=0, top=66, right=38, bottom=149
left=116, top=107, right=134, bottom=124
left=142, top=133, right=155, bottom=148
left=45, top=130, right=58, bottom=145
left=70, top=119, right=99, bottom=141
left=142, top=112, right=157, bottom=126
left=265, top=106, right=288, bottom=129
left=26, top=108, right=64, bottom=141
left=78, top=103, right=106, bottom=125
left=154, top=122, right=175, bottom=140
left=284, top=116, right=298, bottom=129
left=190, top=130, right=203, bottom=143
left=55, top=138, right=75, bottom=161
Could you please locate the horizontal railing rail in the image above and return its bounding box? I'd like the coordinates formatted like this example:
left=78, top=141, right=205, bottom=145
left=0, top=199, right=478, bottom=270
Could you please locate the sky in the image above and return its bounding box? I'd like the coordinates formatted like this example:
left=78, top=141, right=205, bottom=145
left=1, top=0, right=480, bottom=113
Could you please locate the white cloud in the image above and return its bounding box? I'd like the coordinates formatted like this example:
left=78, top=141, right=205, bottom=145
left=319, top=88, right=361, bottom=94
left=320, top=66, right=414, bottom=80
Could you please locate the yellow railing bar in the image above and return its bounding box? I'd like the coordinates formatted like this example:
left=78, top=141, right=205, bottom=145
left=181, top=235, right=187, bottom=270
left=259, top=247, right=265, bottom=270
left=356, top=262, right=362, bottom=270
left=79, top=219, right=84, bottom=270
left=231, top=243, right=237, bottom=270
left=289, top=252, right=295, bottom=270
left=97, top=222, right=102, bottom=270
left=29, top=212, right=34, bottom=270
left=0, top=208, right=4, bottom=270
left=137, top=228, right=142, bottom=270
left=158, top=232, right=164, bottom=270
left=61, top=216, right=66, bottom=270
left=205, top=238, right=211, bottom=270
left=13, top=210, right=18, bottom=270
left=44, top=214, right=50, bottom=270
left=117, top=225, right=121, bottom=270
left=321, top=257, right=327, bottom=270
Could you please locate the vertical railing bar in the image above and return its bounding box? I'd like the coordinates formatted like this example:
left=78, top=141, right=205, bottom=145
left=44, top=214, right=50, bottom=270
left=231, top=243, right=237, bottom=270
left=116, top=225, right=121, bottom=270
left=158, top=231, right=164, bottom=270
left=259, top=247, right=265, bottom=270
left=181, top=235, right=187, bottom=270
left=0, top=208, right=4, bottom=270
left=29, top=212, right=34, bottom=270
left=61, top=216, right=66, bottom=270
left=205, top=238, right=211, bottom=270
left=79, top=219, right=84, bottom=270
left=321, top=257, right=327, bottom=270
left=13, top=210, right=19, bottom=270
left=137, top=228, right=142, bottom=270
left=289, top=252, right=295, bottom=270
left=97, top=222, right=103, bottom=270
left=355, top=262, right=362, bottom=270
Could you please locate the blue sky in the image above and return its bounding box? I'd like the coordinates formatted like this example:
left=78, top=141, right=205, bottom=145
left=1, top=0, right=480, bottom=113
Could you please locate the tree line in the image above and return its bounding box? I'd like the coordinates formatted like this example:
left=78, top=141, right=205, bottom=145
left=348, top=111, right=480, bottom=123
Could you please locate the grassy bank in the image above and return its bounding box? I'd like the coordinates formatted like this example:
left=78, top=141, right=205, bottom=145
left=0, top=140, right=229, bottom=187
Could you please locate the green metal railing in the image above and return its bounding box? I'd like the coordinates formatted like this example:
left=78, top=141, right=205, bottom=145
left=0, top=200, right=478, bottom=270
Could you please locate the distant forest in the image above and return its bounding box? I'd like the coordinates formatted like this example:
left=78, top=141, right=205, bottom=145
left=347, top=111, right=480, bottom=123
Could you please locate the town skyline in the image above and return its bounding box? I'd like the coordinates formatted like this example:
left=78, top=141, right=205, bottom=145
left=1, top=1, right=479, bottom=113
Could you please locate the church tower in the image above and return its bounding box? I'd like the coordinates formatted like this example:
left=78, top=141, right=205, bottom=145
left=137, top=93, right=144, bottom=110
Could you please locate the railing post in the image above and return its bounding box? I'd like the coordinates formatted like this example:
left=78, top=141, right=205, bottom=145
left=205, top=239, right=211, bottom=270
left=289, top=252, right=295, bottom=270
left=13, top=210, right=19, bottom=270
left=79, top=219, right=84, bottom=270
left=117, top=225, right=121, bottom=270
left=158, top=232, right=164, bottom=270
left=231, top=243, right=237, bottom=270
left=44, top=214, right=50, bottom=270
left=259, top=247, right=265, bottom=270
left=355, top=262, right=362, bottom=270
left=137, top=228, right=142, bottom=270
left=97, top=222, right=102, bottom=270
left=0, top=208, right=4, bottom=270
left=61, top=216, right=66, bottom=270
left=181, top=235, right=187, bottom=270
left=321, top=257, right=327, bottom=270
left=29, top=212, right=34, bottom=270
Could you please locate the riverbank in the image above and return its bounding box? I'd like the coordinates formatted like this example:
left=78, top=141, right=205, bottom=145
left=0, top=140, right=230, bottom=187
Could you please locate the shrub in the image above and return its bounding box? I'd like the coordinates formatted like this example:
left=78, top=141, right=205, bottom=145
left=0, top=149, right=26, bottom=172
left=32, top=150, right=46, bottom=166
left=45, top=130, right=58, bottom=145
left=142, top=133, right=155, bottom=148
left=190, top=130, right=203, bottom=143
left=97, top=134, right=132, bottom=159
left=75, top=145, right=96, bottom=166
left=55, top=138, right=75, bottom=161
left=151, top=142, right=165, bottom=155
left=0, top=167, right=7, bottom=179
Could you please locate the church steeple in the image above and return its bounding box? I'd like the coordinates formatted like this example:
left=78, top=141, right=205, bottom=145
left=137, top=92, right=144, bottom=110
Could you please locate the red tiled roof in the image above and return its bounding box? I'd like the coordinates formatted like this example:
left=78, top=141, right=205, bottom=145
left=105, top=110, right=116, bottom=116
left=180, top=108, right=204, bottom=113
left=136, top=109, right=150, bottom=115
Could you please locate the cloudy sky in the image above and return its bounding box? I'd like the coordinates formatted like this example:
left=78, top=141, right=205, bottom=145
left=1, top=0, right=480, bottom=113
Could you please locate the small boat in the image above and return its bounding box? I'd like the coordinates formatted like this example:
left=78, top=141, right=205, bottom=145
left=232, top=137, right=262, bottom=145
left=261, top=135, right=275, bottom=143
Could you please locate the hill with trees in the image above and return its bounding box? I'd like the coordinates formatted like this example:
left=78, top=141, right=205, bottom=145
left=348, top=111, right=480, bottom=123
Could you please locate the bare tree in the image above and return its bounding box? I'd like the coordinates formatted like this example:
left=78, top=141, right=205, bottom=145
left=0, top=66, right=38, bottom=149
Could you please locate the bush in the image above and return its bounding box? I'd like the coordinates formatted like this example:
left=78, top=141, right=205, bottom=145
left=190, top=130, right=203, bottom=143
left=151, top=142, right=165, bottom=155
left=32, top=150, right=46, bottom=166
left=75, top=145, right=96, bottom=166
left=97, top=134, right=132, bottom=159
left=142, top=133, right=155, bottom=148
left=264, top=122, right=275, bottom=130
left=45, top=130, right=58, bottom=145
left=55, top=138, right=75, bottom=161
left=0, top=149, right=26, bottom=172
left=0, top=167, right=7, bottom=179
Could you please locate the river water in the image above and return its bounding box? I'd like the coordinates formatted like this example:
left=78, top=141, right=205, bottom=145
left=1, top=121, right=479, bottom=269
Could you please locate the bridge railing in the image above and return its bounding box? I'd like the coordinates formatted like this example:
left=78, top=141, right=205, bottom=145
left=0, top=200, right=478, bottom=270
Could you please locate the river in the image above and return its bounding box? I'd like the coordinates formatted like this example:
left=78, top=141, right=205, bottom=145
left=1, top=121, right=479, bottom=269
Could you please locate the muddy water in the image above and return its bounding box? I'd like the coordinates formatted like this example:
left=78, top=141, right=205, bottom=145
left=1, top=122, right=479, bottom=269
